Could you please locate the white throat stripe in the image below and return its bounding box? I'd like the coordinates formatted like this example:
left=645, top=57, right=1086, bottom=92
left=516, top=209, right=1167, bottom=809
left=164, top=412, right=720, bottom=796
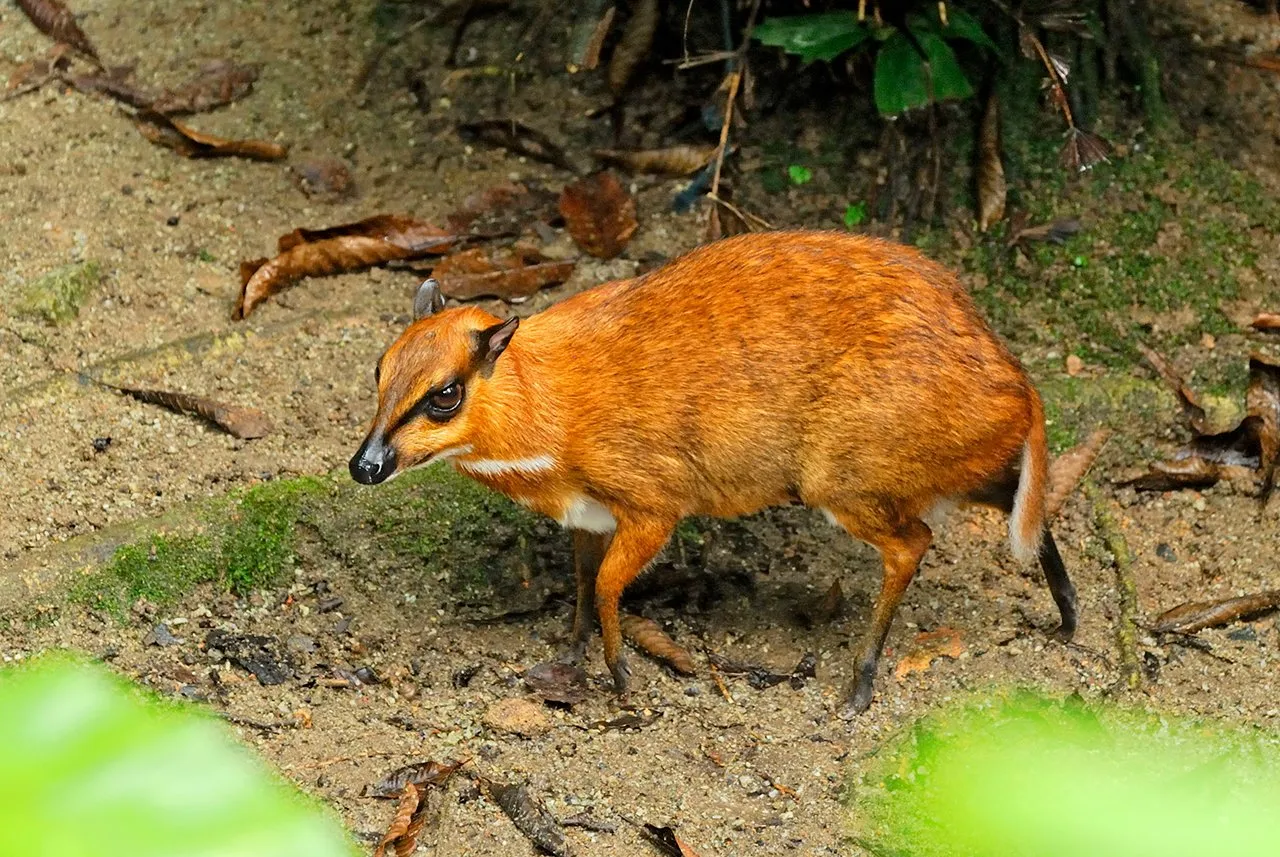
left=456, top=455, right=557, bottom=477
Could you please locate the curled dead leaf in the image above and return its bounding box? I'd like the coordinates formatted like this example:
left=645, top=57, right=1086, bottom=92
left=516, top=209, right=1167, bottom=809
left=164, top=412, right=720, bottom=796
left=1138, top=343, right=1208, bottom=433
left=606, top=0, right=658, bottom=96
left=373, top=783, right=419, bottom=857
left=150, top=60, right=259, bottom=115
left=567, top=3, right=615, bottom=72
left=234, top=214, right=456, bottom=319
left=593, top=145, right=718, bottom=176
left=893, top=627, right=965, bottom=680
left=1251, top=312, right=1280, bottom=333
left=367, top=759, right=464, bottom=799
left=559, top=172, right=637, bottom=259
left=15, top=0, right=100, bottom=63
left=619, top=613, right=695, bottom=674
left=87, top=378, right=272, bottom=439
left=1046, top=429, right=1111, bottom=518
left=482, top=779, right=572, bottom=857
left=1152, top=590, right=1280, bottom=634
left=976, top=93, right=1006, bottom=232
left=432, top=245, right=575, bottom=302
left=134, top=109, right=287, bottom=161
left=642, top=823, right=704, bottom=857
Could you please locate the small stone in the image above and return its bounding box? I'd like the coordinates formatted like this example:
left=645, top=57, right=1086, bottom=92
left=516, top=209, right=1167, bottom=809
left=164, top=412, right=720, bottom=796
left=286, top=634, right=317, bottom=653
left=1228, top=626, right=1257, bottom=642
left=482, top=697, right=552, bottom=737
left=1155, top=543, right=1177, bottom=562
left=144, top=623, right=180, bottom=647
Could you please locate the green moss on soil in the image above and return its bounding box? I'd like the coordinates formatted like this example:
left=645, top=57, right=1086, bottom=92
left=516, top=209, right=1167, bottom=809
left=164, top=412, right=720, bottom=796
left=17, top=261, right=103, bottom=325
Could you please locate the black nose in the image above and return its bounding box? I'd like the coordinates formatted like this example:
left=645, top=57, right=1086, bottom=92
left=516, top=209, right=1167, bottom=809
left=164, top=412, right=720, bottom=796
left=349, top=437, right=395, bottom=485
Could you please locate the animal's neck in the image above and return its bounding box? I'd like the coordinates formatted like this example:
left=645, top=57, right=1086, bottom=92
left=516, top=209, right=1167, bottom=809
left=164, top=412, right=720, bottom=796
left=454, top=341, right=563, bottom=474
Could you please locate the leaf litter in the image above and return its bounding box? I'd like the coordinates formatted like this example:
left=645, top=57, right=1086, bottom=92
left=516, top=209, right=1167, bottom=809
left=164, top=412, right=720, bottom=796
left=83, top=376, right=273, bottom=439
left=592, top=145, right=718, bottom=176
left=1152, top=590, right=1280, bottom=634
left=523, top=661, right=590, bottom=705
left=430, top=244, right=575, bottom=302
left=371, top=761, right=464, bottom=857
left=15, top=0, right=101, bottom=64
left=559, top=172, right=638, bottom=259
left=481, top=778, right=572, bottom=857
left=234, top=214, right=457, bottom=319
left=366, top=759, right=466, bottom=799
left=133, top=109, right=288, bottom=162
left=619, top=613, right=695, bottom=674
left=1120, top=350, right=1280, bottom=502
left=893, top=627, right=966, bottom=680
left=640, top=823, right=704, bottom=857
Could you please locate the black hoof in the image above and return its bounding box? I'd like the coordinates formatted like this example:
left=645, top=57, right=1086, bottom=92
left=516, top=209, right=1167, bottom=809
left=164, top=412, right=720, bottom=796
left=609, top=654, right=632, bottom=696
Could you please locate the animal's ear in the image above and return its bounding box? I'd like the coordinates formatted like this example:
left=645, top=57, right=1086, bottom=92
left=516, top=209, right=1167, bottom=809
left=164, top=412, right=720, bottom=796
left=476, top=317, right=519, bottom=372
left=413, top=278, right=446, bottom=320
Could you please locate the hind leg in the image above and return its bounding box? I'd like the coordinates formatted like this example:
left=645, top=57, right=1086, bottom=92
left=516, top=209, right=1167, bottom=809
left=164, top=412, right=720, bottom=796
left=827, top=509, right=933, bottom=718
left=969, top=467, right=1078, bottom=641
left=1039, top=530, right=1077, bottom=641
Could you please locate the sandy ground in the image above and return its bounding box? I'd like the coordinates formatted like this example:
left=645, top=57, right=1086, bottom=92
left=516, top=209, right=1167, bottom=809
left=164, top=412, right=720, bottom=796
left=2, top=0, right=1280, bottom=854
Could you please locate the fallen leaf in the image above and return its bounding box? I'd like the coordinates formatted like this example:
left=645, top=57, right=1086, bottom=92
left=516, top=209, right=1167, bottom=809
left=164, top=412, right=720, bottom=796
left=1152, top=590, right=1280, bottom=634
left=234, top=214, right=456, bottom=319
left=88, top=378, right=272, bottom=439
left=1009, top=216, right=1082, bottom=246
left=1119, top=457, right=1226, bottom=492
left=1138, top=343, right=1208, bottom=433
left=893, top=627, right=965, bottom=680
left=976, top=92, right=1006, bottom=232
left=705, top=652, right=791, bottom=690
left=458, top=119, right=574, bottom=171
left=482, top=779, right=572, bottom=857
left=445, top=181, right=560, bottom=235
left=290, top=157, right=356, bottom=201
left=62, top=69, right=153, bottom=107
left=523, top=661, right=590, bottom=705
left=1046, top=429, right=1111, bottom=518
left=559, top=172, right=637, bottom=259
left=373, top=784, right=419, bottom=857
left=641, top=823, right=703, bottom=857
left=204, top=630, right=294, bottom=685
left=15, top=0, right=100, bottom=63
left=593, top=145, right=717, bottom=176
left=150, top=60, right=259, bottom=115
left=606, top=0, right=658, bottom=96
left=800, top=578, right=845, bottom=627
left=133, top=108, right=287, bottom=161
left=367, top=759, right=465, bottom=799
left=1065, top=354, right=1084, bottom=377
left=566, top=4, right=615, bottom=72
left=619, top=613, right=695, bottom=674
left=1252, top=313, right=1280, bottom=333
left=432, top=245, right=575, bottom=302
left=1060, top=128, right=1111, bottom=172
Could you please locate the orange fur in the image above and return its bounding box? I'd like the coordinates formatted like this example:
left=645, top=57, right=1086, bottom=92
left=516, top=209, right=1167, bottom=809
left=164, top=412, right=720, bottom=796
left=354, top=230, right=1073, bottom=715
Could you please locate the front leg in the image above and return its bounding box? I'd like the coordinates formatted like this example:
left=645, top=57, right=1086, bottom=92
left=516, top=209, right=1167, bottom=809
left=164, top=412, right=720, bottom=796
left=594, top=516, right=675, bottom=698
left=559, top=529, right=611, bottom=665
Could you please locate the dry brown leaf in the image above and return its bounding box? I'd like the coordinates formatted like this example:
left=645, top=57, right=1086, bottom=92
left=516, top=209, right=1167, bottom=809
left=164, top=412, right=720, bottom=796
left=90, top=379, right=272, bottom=439
left=523, top=661, right=590, bottom=705
left=482, top=779, right=571, bottom=857
left=432, top=246, right=575, bottom=302
left=1008, top=216, right=1081, bottom=247
left=606, top=0, right=658, bottom=96
left=893, top=627, right=965, bottom=680
left=61, top=70, right=153, bottom=107
left=150, top=60, right=259, bottom=115
left=642, top=823, right=704, bottom=857
left=559, top=172, right=637, bottom=259
left=567, top=4, right=616, bottom=72
left=1137, top=343, right=1208, bottom=433
left=374, top=784, right=420, bottom=857
left=812, top=578, right=845, bottom=624
left=367, top=759, right=465, bottom=799
left=1152, top=590, right=1280, bottom=634
left=15, top=0, right=100, bottom=63
left=1061, top=128, right=1111, bottom=172
left=1252, top=312, right=1280, bottom=332
left=620, top=613, right=695, bottom=675
left=458, top=120, right=574, bottom=171
left=290, top=157, right=356, bottom=201
left=593, top=145, right=718, bottom=176
left=133, top=109, right=287, bottom=161
left=1046, top=429, right=1111, bottom=518
left=234, top=214, right=456, bottom=319
left=976, top=92, right=1006, bottom=232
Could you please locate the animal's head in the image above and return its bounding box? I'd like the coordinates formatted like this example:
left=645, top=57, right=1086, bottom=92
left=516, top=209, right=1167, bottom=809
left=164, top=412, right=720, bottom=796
left=349, top=279, right=518, bottom=485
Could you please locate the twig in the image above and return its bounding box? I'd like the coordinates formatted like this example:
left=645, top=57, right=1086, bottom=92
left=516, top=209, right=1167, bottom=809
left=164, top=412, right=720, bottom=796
left=709, top=665, right=735, bottom=703
left=705, top=193, right=771, bottom=230
left=1086, top=482, right=1141, bottom=692
left=0, top=76, right=55, bottom=102
left=705, top=0, right=762, bottom=231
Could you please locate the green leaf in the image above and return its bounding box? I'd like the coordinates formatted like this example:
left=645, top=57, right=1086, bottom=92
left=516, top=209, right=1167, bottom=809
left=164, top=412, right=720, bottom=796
left=917, top=31, right=973, bottom=103
left=787, top=164, right=814, bottom=185
left=843, top=202, right=867, bottom=228
left=873, top=28, right=973, bottom=116
left=0, top=655, right=359, bottom=857
left=931, top=7, right=998, bottom=51
left=874, top=32, right=929, bottom=115
left=753, top=13, right=872, bottom=63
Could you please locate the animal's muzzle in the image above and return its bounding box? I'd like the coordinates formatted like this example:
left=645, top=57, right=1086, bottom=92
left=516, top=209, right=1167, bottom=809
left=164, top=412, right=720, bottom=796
left=349, top=435, right=396, bottom=485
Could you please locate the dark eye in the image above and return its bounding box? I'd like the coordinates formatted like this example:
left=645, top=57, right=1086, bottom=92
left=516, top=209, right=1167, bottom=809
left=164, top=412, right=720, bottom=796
left=425, top=382, right=463, bottom=420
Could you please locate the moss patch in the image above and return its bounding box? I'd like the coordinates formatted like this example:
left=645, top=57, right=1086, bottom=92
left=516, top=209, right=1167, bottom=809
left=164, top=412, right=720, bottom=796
left=72, top=477, right=326, bottom=619
left=17, top=261, right=103, bottom=325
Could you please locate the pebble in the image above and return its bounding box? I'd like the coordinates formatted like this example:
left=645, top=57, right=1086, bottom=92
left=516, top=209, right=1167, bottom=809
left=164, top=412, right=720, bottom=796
left=482, top=697, right=553, bottom=737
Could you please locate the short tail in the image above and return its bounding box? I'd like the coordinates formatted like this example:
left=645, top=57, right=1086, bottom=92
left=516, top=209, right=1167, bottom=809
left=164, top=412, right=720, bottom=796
left=1009, top=391, right=1049, bottom=563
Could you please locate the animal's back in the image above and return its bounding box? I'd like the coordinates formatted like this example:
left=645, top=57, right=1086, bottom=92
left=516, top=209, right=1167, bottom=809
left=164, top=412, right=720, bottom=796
left=522, top=231, right=1034, bottom=520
